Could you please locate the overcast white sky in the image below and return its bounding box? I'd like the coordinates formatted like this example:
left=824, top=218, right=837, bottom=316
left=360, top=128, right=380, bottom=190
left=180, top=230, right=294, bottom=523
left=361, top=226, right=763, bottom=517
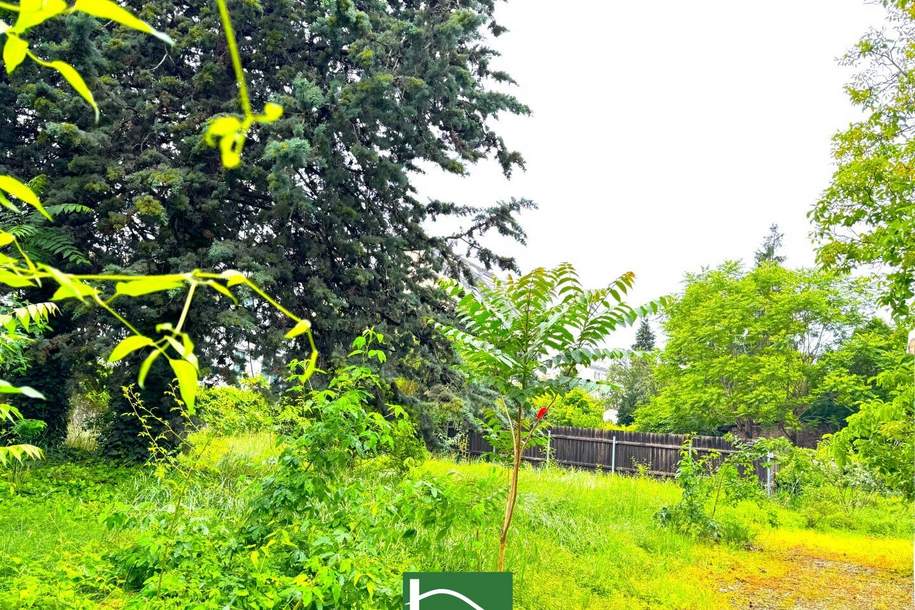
left=414, top=0, right=888, bottom=345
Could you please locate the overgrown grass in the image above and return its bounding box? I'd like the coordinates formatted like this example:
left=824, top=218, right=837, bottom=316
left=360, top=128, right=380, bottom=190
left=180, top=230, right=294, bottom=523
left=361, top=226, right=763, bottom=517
left=415, top=460, right=911, bottom=608
left=420, top=460, right=718, bottom=608
left=0, top=459, right=136, bottom=608
left=179, top=430, right=280, bottom=476
left=0, top=447, right=910, bottom=609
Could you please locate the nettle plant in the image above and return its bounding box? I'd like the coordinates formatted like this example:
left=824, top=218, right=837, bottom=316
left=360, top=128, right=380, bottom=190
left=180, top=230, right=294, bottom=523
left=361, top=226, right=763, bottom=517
left=439, top=263, right=662, bottom=570
left=0, top=0, right=312, bottom=460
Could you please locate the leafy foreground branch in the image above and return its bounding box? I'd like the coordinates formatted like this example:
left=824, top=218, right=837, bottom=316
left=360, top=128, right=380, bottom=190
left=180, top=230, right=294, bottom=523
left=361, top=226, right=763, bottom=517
left=0, top=177, right=315, bottom=454
left=0, top=227, right=316, bottom=413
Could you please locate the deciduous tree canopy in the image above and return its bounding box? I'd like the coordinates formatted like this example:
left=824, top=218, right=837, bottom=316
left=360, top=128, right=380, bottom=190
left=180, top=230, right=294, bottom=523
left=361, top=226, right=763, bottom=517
left=635, top=262, right=873, bottom=435
left=811, top=3, right=915, bottom=317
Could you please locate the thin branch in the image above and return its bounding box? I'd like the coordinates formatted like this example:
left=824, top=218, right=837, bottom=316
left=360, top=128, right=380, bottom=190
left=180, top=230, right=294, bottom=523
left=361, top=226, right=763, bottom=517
left=215, top=0, right=252, bottom=116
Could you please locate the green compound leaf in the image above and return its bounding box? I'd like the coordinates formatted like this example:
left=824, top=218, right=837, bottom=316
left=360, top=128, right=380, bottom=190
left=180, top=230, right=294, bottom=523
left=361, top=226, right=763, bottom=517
left=72, top=0, right=174, bottom=45
left=3, top=35, right=28, bottom=74
left=109, top=335, right=155, bottom=362
left=169, top=358, right=198, bottom=414
left=0, top=175, right=51, bottom=220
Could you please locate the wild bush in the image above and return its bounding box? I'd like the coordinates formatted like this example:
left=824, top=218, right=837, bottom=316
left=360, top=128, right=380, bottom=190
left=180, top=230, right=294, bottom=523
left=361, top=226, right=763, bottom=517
left=795, top=484, right=912, bottom=537
left=195, top=381, right=274, bottom=436
left=106, top=332, right=442, bottom=608
left=542, top=388, right=609, bottom=429
left=656, top=439, right=763, bottom=546
left=724, top=436, right=914, bottom=538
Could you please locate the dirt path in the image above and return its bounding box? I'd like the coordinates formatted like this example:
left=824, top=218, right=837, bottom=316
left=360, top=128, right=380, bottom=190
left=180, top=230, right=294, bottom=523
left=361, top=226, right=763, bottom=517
left=696, top=529, right=913, bottom=609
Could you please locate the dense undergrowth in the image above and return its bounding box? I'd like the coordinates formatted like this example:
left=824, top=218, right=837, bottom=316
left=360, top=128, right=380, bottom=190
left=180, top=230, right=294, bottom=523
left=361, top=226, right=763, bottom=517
left=1, top=442, right=911, bottom=609
left=1, top=333, right=910, bottom=609
left=2, top=335, right=910, bottom=609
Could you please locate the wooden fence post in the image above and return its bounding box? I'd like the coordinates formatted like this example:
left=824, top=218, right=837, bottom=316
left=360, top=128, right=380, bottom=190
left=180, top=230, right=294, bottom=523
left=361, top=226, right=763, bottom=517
left=611, top=436, right=617, bottom=473
left=546, top=429, right=552, bottom=467
left=765, top=451, right=774, bottom=496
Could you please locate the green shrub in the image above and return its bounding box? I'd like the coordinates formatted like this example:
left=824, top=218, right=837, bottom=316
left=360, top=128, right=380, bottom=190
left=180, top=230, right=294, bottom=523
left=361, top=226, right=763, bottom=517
left=795, top=483, right=913, bottom=537
left=769, top=442, right=830, bottom=499
left=656, top=439, right=765, bottom=547
left=196, top=381, right=275, bottom=435
left=655, top=442, right=719, bottom=539
left=541, top=388, right=610, bottom=429
left=825, top=384, right=915, bottom=498
left=107, top=331, right=435, bottom=608
left=739, top=437, right=915, bottom=538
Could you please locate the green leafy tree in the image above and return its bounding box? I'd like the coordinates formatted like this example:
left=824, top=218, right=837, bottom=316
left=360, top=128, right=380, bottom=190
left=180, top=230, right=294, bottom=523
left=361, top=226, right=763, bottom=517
left=542, top=388, right=608, bottom=429
left=811, top=3, right=915, bottom=317
left=606, top=319, right=659, bottom=425
left=635, top=262, right=870, bottom=435
left=807, top=7, right=915, bottom=469
left=825, top=367, right=914, bottom=498
left=822, top=321, right=914, bottom=497
left=440, top=263, right=658, bottom=570
left=605, top=351, right=658, bottom=425
left=808, top=319, right=907, bottom=427
left=1, top=0, right=534, bottom=440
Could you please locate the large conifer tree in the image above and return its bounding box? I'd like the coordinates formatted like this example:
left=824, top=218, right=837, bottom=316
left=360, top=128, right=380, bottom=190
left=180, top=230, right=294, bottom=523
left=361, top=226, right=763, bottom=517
left=632, top=319, right=655, bottom=351
left=0, top=0, right=533, bottom=435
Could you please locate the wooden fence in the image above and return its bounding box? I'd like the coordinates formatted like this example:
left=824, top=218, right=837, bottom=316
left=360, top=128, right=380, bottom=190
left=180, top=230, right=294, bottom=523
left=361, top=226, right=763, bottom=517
left=466, top=426, right=773, bottom=483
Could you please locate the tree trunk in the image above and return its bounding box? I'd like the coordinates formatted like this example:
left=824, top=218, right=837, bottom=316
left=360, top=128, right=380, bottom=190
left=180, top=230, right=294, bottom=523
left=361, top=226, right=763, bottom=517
left=497, top=427, right=522, bottom=571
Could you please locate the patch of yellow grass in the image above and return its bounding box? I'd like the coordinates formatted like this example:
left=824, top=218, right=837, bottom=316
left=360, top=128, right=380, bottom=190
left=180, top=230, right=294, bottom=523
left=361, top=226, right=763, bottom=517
left=688, top=528, right=914, bottom=609
left=758, top=528, right=913, bottom=573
